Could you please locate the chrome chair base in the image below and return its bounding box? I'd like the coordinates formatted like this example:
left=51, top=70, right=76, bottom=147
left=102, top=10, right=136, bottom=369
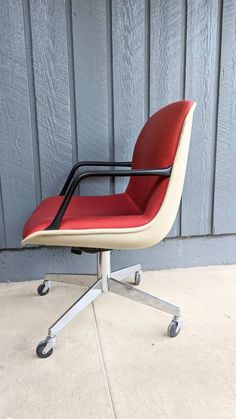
left=36, top=251, right=182, bottom=358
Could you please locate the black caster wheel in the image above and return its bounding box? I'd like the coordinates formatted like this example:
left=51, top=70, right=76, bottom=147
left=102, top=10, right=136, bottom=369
left=167, top=319, right=182, bottom=338
left=36, top=341, right=53, bottom=358
left=37, top=282, right=49, bottom=296
left=134, top=271, right=141, bottom=286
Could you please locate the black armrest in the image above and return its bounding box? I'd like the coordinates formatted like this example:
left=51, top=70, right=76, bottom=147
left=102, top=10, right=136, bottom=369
left=47, top=166, right=172, bottom=230
left=60, top=161, right=132, bottom=195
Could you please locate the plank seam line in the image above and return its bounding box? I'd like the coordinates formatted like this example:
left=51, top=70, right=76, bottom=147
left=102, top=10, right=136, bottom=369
left=65, top=0, right=79, bottom=166
left=144, top=0, right=150, bottom=120
left=92, top=303, right=117, bottom=419
left=106, top=0, right=115, bottom=195
left=181, top=0, right=187, bottom=101
left=0, top=178, right=7, bottom=247
left=180, top=0, right=188, bottom=238
left=211, top=0, right=224, bottom=235
left=22, top=0, right=42, bottom=204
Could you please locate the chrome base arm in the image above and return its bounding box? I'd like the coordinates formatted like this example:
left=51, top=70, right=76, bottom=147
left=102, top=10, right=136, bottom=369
left=49, top=279, right=102, bottom=337
left=45, top=273, right=97, bottom=288
left=108, top=277, right=181, bottom=317
left=111, top=264, right=141, bottom=281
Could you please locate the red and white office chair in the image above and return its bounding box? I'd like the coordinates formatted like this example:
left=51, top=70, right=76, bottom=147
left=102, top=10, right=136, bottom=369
left=22, top=100, right=196, bottom=358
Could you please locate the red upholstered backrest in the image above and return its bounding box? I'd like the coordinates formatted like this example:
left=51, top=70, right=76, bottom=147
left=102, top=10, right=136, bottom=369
left=126, top=100, right=193, bottom=212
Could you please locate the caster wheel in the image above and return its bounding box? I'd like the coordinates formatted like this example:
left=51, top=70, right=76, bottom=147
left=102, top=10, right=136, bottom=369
left=167, top=319, right=182, bottom=338
left=134, top=271, right=141, bottom=286
left=37, top=282, right=49, bottom=296
left=36, top=341, right=53, bottom=358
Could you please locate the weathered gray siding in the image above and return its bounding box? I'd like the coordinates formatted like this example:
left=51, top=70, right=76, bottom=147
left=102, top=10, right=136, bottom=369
left=0, top=0, right=236, bottom=281
left=182, top=0, right=221, bottom=236
left=213, top=0, right=236, bottom=234
left=150, top=0, right=185, bottom=237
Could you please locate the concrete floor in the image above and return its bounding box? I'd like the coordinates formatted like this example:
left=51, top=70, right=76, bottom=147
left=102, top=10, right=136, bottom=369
left=1, top=265, right=236, bottom=419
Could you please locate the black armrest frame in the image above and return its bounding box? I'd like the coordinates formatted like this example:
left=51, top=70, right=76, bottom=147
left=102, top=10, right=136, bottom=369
left=60, top=161, right=132, bottom=196
left=47, top=166, right=172, bottom=230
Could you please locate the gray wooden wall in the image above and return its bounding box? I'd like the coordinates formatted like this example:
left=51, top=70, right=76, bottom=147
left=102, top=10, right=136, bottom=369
left=0, top=0, right=236, bottom=281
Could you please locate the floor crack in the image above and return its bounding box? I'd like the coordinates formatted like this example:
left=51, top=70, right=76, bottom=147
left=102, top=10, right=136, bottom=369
left=92, top=302, right=117, bottom=419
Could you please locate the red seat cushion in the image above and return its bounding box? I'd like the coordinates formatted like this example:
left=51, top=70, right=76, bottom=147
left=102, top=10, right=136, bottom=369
left=22, top=193, right=145, bottom=239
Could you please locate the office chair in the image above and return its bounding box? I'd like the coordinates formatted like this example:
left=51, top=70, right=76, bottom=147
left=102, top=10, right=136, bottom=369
left=22, top=100, right=196, bottom=358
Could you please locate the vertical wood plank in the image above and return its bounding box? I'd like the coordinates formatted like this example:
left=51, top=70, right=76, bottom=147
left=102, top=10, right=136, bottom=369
left=30, top=0, right=73, bottom=198
left=0, top=0, right=37, bottom=248
left=72, top=0, right=110, bottom=196
left=112, top=0, right=146, bottom=193
left=181, top=0, right=220, bottom=236
left=213, top=0, right=236, bottom=234
left=150, top=0, right=185, bottom=237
